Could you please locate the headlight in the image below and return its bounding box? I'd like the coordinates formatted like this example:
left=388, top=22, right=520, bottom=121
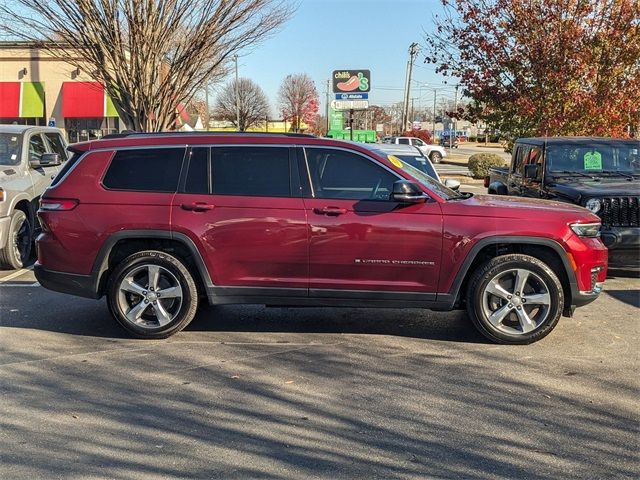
left=585, top=198, right=601, bottom=213
left=570, top=222, right=601, bottom=237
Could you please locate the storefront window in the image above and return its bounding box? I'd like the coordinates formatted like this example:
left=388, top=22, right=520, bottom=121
left=0, top=117, right=45, bottom=126
left=65, top=118, right=119, bottom=143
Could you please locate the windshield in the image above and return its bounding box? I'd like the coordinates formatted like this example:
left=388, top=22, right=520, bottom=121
left=387, top=155, right=460, bottom=200
left=0, top=133, right=22, bottom=166
left=547, top=141, right=640, bottom=175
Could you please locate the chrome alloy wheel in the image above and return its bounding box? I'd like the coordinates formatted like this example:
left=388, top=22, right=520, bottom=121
left=117, top=264, right=183, bottom=328
left=481, top=268, right=551, bottom=335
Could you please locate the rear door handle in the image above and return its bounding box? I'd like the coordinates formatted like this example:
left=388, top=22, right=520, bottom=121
left=313, top=206, right=348, bottom=216
left=181, top=202, right=214, bottom=212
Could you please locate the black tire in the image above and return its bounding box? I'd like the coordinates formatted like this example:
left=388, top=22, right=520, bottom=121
left=430, top=151, right=442, bottom=163
left=466, top=254, right=564, bottom=344
left=106, top=250, right=199, bottom=339
left=0, top=210, right=32, bottom=270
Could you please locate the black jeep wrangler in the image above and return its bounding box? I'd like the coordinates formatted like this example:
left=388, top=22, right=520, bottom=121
left=486, top=137, right=640, bottom=269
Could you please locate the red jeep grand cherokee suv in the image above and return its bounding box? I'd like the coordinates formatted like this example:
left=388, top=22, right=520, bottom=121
left=35, top=133, right=607, bottom=344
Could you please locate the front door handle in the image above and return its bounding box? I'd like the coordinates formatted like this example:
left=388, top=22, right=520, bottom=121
left=313, top=206, right=348, bottom=216
left=181, top=202, right=214, bottom=212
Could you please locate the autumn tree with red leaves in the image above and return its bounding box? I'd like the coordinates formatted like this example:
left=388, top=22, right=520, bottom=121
left=425, top=0, right=640, bottom=139
left=401, top=129, right=433, bottom=144
left=278, top=73, right=319, bottom=132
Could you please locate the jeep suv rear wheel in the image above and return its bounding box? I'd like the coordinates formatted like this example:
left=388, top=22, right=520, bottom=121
left=107, top=250, right=199, bottom=339
left=466, top=254, right=564, bottom=344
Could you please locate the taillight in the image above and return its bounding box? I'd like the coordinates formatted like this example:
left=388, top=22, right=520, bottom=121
left=40, top=198, right=79, bottom=211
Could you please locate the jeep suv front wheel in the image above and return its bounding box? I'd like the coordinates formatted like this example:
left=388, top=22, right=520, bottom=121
left=466, top=254, right=564, bottom=344
left=107, top=250, right=199, bottom=339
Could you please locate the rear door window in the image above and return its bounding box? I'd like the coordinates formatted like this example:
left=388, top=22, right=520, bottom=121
left=103, top=148, right=185, bottom=192
left=211, top=146, right=291, bottom=197
left=397, top=138, right=410, bottom=145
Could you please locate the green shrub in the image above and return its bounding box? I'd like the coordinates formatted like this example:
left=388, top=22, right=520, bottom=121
left=468, top=153, right=508, bottom=179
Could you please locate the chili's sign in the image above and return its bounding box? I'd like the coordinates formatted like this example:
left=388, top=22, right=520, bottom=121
left=332, top=70, right=371, bottom=93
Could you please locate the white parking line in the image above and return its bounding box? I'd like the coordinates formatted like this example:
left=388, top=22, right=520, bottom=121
left=0, top=266, right=34, bottom=283
left=0, top=282, right=40, bottom=287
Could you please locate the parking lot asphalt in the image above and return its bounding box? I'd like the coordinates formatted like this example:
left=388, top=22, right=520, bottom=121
left=1, top=263, right=638, bottom=479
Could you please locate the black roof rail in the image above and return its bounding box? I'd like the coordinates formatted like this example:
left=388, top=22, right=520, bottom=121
left=101, top=131, right=317, bottom=140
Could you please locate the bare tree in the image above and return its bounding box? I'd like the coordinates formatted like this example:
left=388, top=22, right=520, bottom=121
left=277, top=73, right=319, bottom=132
left=0, top=0, right=292, bottom=131
left=214, top=78, right=270, bottom=131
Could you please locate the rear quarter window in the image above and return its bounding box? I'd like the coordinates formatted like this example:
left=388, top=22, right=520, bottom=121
left=50, top=151, right=83, bottom=187
left=103, top=148, right=186, bottom=192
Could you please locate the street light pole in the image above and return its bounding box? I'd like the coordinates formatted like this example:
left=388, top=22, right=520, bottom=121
left=234, top=54, right=240, bottom=132
left=453, top=84, right=459, bottom=145
left=432, top=89, right=437, bottom=142
left=325, top=79, right=330, bottom=135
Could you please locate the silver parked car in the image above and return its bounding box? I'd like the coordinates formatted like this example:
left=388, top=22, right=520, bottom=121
left=364, top=143, right=460, bottom=190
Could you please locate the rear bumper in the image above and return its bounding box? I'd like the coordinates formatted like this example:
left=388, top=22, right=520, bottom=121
left=34, top=263, right=100, bottom=299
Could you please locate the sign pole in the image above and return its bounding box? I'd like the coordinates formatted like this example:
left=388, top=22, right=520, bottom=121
left=349, top=109, right=354, bottom=141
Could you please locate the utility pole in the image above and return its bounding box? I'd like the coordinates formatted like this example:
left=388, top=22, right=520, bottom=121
left=432, top=89, right=437, bottom=141
left=401, top=42, right=419, bottom=133
left=325, top=79, right=330, bottom=135
left=234, top=54, right=240, bottom=132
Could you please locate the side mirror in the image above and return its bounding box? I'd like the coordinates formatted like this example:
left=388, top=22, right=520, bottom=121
left=443, top=178, right=461, bottom=191
left=30, top=153, right=61, bottom=168
left=392, top=180, right=428, bottom=204
left=524, top=164, right=539, bottom=180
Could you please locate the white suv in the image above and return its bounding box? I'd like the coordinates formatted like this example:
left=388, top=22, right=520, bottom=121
left=385, top=136, right=447, bottom=163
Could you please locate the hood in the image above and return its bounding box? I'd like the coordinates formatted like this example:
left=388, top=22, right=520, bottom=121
left=0, top=167, right=19, bottom=185
left=443, top=193, right=600, bottom=223
left=548, top=176, right=640, bottom=203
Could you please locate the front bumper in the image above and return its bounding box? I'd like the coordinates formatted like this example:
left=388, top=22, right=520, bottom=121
left=600, top=227, right=640, bottom=268
left=0, top=215, right=11, bottom=249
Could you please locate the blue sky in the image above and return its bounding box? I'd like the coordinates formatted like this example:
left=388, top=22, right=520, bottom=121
left=227, top=0, right=459, bottom=115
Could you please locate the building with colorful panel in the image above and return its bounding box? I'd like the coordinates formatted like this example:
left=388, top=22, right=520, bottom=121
left=0, top=42, right=121, bottom=142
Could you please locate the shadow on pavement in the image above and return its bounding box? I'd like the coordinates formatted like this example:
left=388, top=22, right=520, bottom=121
left=0, top=287, right=487, bottom=343
left=604, top=290, right=640, bottom=308
left=607, top=268, right=640, bottom=279
left=0, top=325, right=636, bottom=479
left=188, top=304, right=488, bottom=344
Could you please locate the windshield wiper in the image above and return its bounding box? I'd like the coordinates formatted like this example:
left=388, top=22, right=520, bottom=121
left=556, top=170, right=599, bottom=180
left=449, top=191, right=473, bottom=200
left=600, top=170, right=637, bottom=179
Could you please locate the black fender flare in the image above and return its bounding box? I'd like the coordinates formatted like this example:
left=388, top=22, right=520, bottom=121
left=90, top=230, right=214, bottom=296
left=437, top=236, right=578, bottom=307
